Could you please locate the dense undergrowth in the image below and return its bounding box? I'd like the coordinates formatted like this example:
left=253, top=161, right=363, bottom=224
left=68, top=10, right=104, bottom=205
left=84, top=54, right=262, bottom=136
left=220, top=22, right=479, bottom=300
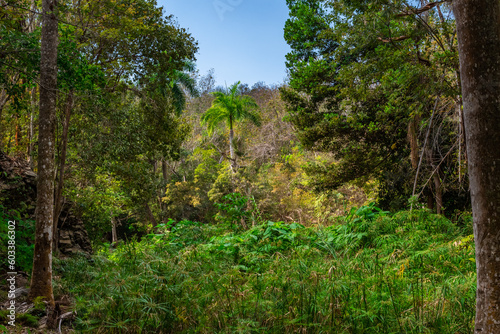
left=56, top=208, right=475, bottom=333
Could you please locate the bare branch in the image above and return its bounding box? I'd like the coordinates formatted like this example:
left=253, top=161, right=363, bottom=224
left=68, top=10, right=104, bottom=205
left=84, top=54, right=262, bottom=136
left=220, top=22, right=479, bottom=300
left=397, top=1, right=447, bottom=17
left=377, top=35, right=410, bottom=43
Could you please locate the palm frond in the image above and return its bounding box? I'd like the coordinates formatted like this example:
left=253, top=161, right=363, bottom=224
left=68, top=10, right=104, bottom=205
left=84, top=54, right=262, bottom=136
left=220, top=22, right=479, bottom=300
left=171, top=84, right=186, bottom=115
left=176, top=71, right=199, bottom=98
left=201, top=80, right=260, bottom=133
left=201, top=105, right=230, bottom=134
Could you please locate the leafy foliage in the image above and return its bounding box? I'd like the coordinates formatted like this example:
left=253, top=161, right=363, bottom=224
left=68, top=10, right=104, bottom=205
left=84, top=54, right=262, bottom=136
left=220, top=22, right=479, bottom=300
left=56, top=209, right=475, bottom=333
left=201, top=81, right=261, bottom=134
left=282, top=0, right=465, bottom=213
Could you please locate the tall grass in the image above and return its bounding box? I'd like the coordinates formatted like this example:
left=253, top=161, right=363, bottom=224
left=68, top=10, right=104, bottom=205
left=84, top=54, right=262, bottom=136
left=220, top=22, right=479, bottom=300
left=55, top=209, right=475, bottom=333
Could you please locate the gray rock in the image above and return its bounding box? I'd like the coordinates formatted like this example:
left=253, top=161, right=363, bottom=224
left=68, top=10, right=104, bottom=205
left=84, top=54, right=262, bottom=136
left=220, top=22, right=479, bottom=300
left=14, top=287, right=29, bottom=298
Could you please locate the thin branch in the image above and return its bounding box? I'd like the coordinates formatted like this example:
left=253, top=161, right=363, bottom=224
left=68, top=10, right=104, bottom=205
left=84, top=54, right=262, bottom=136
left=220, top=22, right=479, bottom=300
left=397, top=1, right=447, bottom=17
left=411, top=95, right=440, bottom=209
left=4, top=2, right=84, bottom=29
left=378, top=35, right=410, bottom=43
left=416, top=140, right=458, bottom=199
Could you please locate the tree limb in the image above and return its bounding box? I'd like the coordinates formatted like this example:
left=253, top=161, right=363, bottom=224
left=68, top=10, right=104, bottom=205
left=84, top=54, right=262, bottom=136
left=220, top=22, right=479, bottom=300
left=397, top=1, right=447, bottom=17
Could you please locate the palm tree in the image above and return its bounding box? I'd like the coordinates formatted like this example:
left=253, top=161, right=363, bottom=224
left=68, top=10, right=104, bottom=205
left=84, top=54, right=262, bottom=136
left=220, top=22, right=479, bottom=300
left=201, top=81, right=260, bottom=169
left=169, top=60, right=199, bottom=115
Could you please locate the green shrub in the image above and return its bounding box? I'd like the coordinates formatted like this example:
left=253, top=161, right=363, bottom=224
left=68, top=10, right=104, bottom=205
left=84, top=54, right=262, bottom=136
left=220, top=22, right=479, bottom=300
left=17, top=313, right=39, bottom=328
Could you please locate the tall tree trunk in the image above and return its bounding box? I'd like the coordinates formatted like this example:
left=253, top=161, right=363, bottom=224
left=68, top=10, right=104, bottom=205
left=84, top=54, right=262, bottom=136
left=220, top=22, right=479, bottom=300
left=53, top=91, right=73, bottom=251
left=425, top=188, right=434, bottom=211
left=15, top=120, right=20, bottom=148
left=28, top=87, right=36, bottom=168
left=29, top=0, right=58, bottom=310
left=162, top=160, right=168, bottom=181
left=454, top=1, right=500, bottom=332
left=229, top=123, right=236, bottom=170
left=111, top=213, right=117, bottom=244
left=145, top=203, right=158, bottom=227
left=408, top=116, right=419, bottom=170
left=426, top=147, right=443, bottom=215
left=432, top=170, right=443, bottom=215
left=0, top=89, right=7, bottom=122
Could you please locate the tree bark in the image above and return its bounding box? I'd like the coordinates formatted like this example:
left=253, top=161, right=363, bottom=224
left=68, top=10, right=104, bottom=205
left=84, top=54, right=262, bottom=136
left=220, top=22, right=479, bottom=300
left=229, top=124, right=236, bottom=170
left=454, top=1, right=500, bottom=332
left=111, top=214, right=118, bottom=244
left=425, top=189, right=434, bottom=211
left=408, top=116, right=419, bottom=170
left=53, top=91, right=73, bottom=251
left=426, top=146, right=443, bottom=215
left=28, top=0, right=58, bottom=309
left=456, top=97, right=466, bottom=183
left=28, top=87, right=36, bottom=168
left=162, top=160, right=168, bottom=181
left=0, top=89, right=7, bottom=122
left=145, top=203, right=158, bottom=227
left=15, top=120, right=20, bottom=148
left=432, top=169, right=443, bottom=215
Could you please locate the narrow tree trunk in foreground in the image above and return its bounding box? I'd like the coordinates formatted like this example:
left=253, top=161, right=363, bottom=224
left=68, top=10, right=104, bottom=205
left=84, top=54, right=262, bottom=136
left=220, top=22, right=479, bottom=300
left=454, top=1, right=500, bottom=332
left=28, top=0, right=58, bottom=309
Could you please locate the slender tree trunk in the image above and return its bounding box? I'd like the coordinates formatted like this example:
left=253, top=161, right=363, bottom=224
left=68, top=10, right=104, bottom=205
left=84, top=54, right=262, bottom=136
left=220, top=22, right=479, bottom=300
left=0, top=89, right=7, bottom=122
left=160, top=160, right=169, bottom=222
left=162, top=160, right=168, bottom=181
left=145, top=203, right=158, bottom=227
left=111, top=213, right=117, bottom=244
left=28, top=87, right=36, bottom=168
left=29, top=0, right=58, bottom=311
left=426, top=147, right=443, bottom=215
left=454, top=1, right=500, bottom=332
left=15, top=120, right=20, bottom=148
left=425, top=189, right=434, bottom=211
left=229, top=121, right=236, bottom=170
left=432, top=170, right=443, bottom=215
left=408, top=116, right=419, bottom=170
left=411, top=97, right=439, bottom=210
left=26, top=0, right=38, bottom=168
left=53, top=91, right=73, bottom=251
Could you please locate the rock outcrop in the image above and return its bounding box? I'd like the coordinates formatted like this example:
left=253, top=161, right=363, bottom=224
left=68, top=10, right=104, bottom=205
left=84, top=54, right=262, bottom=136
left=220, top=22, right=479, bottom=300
left=0, top=151, right=37, bottom=213
left=0, top=151, right=92, bottom=255
left=57, top=203, right=93, bottom=254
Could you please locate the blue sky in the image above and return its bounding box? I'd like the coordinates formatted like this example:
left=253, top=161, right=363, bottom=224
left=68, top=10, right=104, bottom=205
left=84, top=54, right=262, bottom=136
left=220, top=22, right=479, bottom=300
left=158, top=0, right=291, bottom=87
